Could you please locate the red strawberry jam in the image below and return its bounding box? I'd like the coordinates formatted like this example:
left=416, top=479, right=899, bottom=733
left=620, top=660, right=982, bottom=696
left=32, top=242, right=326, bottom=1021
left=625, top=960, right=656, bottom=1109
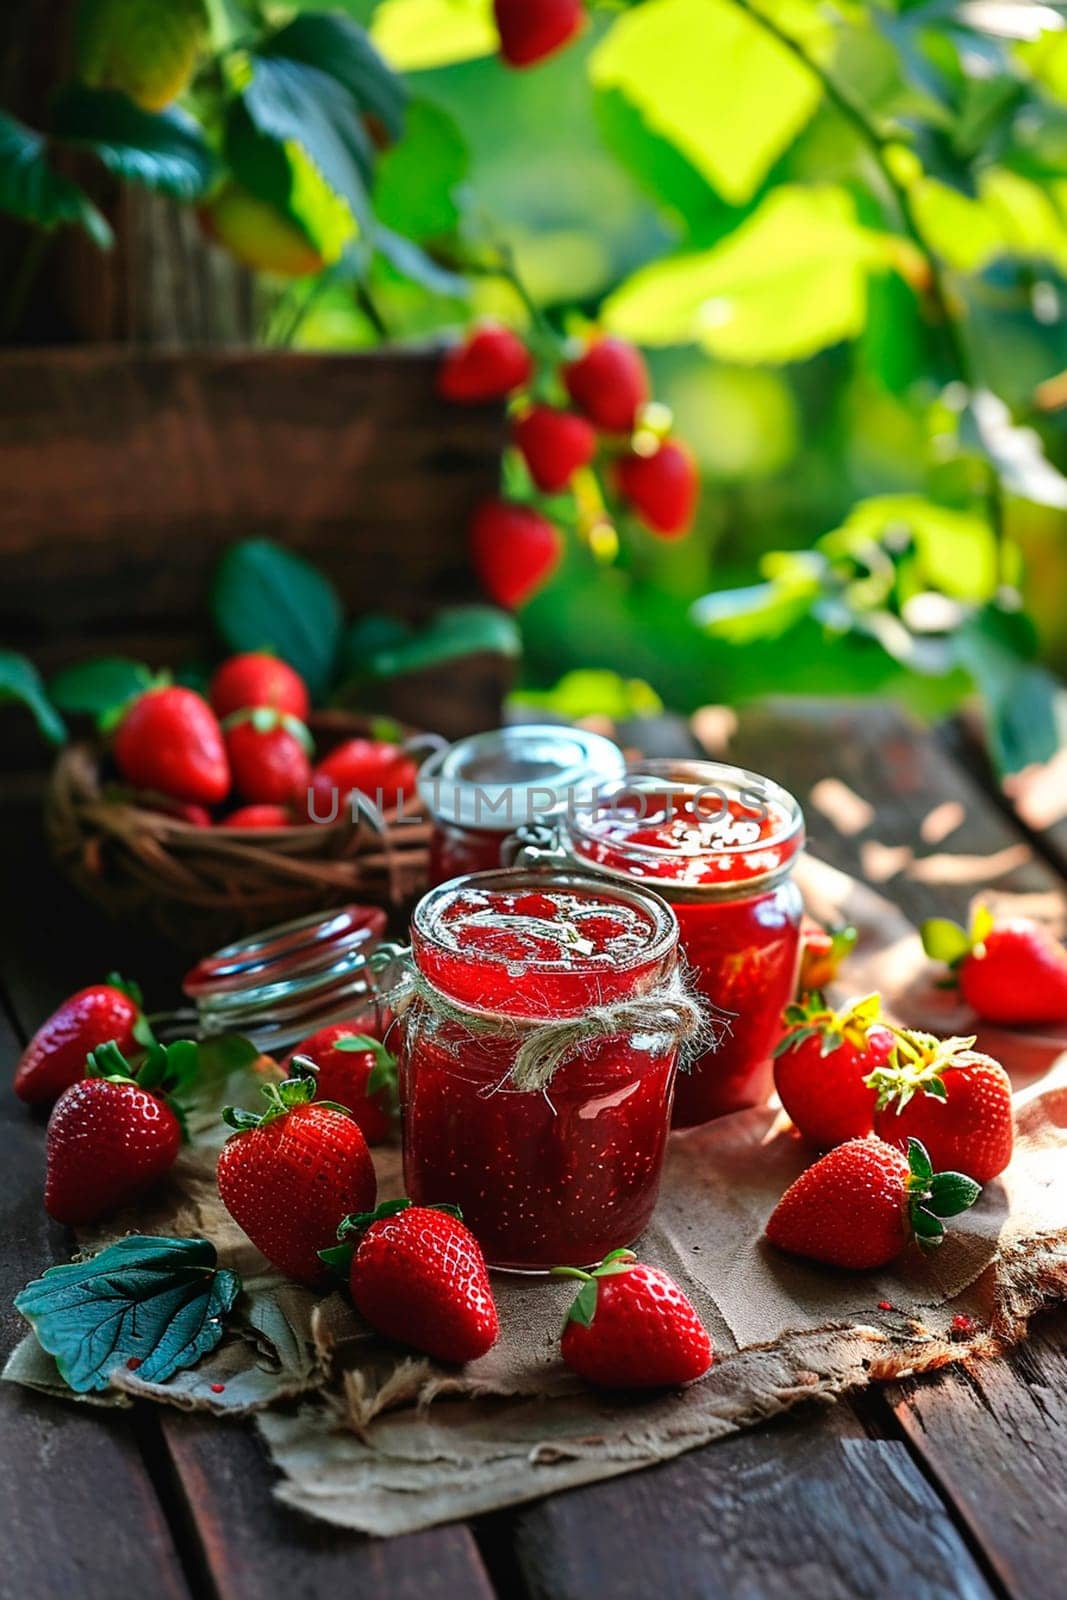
left=401, top=870, right=680, bottom=1270
left=565, top=762, right=804, bottom=1127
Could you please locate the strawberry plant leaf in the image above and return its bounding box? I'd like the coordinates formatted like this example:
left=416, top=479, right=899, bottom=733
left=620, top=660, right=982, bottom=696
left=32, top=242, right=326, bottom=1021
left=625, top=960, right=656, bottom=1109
left=50, top=86, right=217, bottom=199
left=906, top=1137, right=935, bottom=1188
left=49, top=656, right=153, bottom=722
left=566, top=1278, right=600, bottom=1328
left=920, top=917, right=972, bottom=966
left=242, top=55, right=374, bottom=229
left=13, top=1236, right=241, bottom=1393
left=0, top=109, right=111, bottom=245
left=927, top=1171, right=982, bottom=1217
left=264, top=13, right=407, bottom=144
left=0, top=651, right=67, bottom=745
left=910, top=1207, right=946, bottom=1247
left=212, top=539, right=343, bottom=701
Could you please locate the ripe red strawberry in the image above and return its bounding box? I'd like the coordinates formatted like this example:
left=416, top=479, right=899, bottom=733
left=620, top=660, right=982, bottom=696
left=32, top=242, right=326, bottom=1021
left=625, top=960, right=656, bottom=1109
left=614, top=438, right=698, bottom=537
left=209, top=652, right=310, bottom=723
left=14, top=976, right=146, bottom=1106
left=495, top=0, right=585, bottom=68
left=222, top=804, right=293, bottom=829
left=868, top=1029, right=1014, bottom=1183
left=765, top=1136, right=981, bottom=1270
left=217, top=1060, right=376, bottom=1287
left=330, top=1200, right=498, bottom=1363
left=223, top=709, right=313, bottom=806
left=44, top=1040, right=194, bottom=1224
left=307, top=738, right=418, bottom=820
left=469, top=498, right=562, bottom=609
left=113, top=686, right=229, bottom=805
left=773, top=993, right=891, bottom=1149
left=513, top=405, right=597, bottom=491
left=563, top=336, right=649, bottom=433
left=555, top=1249, right=712, bottom=1389
left=922, top=904, right=1067, bottom=1026
left=796, top=919, right=858, bottom=997
left=437, top=323, right=532, bottom=403
left=282, top=1017, right=395, bottom=1145
left=141, top=797, right=213, bottom=826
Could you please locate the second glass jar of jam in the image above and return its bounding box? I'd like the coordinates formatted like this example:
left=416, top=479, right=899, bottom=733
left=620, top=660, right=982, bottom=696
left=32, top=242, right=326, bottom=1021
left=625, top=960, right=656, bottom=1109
left=399, top=867, right=682, bottom=1270
left=563, top=760, right=805, bottom=1127
left=417, top=724, right=625, bottom=887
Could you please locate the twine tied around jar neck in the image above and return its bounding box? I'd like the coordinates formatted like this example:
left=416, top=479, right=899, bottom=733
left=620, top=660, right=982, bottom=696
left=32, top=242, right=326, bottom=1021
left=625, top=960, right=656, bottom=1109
left=367, top=944, right=730, bottom=1095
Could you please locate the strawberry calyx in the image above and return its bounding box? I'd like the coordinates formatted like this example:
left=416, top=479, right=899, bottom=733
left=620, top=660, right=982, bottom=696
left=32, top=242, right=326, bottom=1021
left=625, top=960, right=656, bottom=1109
left=774, top=991, right=883, bottom=1059
left=551, top=1247, right=636, bottom=1329
left=902, top=1137, right=982, bottom=1251
left=318, top=1197, right=463, bottom=1275
left=864, top=1027, right=978, bottom=1112
left=221, top=1054, right=350, bottom=1132
left=920, top=903, right=996, bottom=974
left=333, top=1032, right=399, bottom=1107
left=86, top=1038, right=202, bottom=1139
left=220, top=705, right=315, bottom=754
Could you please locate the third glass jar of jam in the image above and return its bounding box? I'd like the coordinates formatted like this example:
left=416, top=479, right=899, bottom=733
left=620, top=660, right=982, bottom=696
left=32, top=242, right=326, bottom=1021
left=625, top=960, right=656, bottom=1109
left=417, top=724, right=626, bottom=887
left=562, top=760, right=805, bottom=1127
left=399, top=867, right=683, bottom=1270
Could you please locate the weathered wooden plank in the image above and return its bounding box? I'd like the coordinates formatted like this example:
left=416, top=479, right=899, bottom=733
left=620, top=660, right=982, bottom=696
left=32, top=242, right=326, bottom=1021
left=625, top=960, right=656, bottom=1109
left=512, top=1403, right=996, bottom=1600
left=0, top=1000, right=192, bottom=1600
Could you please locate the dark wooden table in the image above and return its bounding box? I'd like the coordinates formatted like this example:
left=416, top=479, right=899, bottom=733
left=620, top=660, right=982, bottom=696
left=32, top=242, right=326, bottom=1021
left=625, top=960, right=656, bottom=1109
left=3, top=700, right=1064, bottom=1600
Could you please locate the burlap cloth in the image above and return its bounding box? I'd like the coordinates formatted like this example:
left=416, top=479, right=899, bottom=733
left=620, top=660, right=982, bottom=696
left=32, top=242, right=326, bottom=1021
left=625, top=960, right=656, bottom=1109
left=6, top=856, right=1067, bottom=1536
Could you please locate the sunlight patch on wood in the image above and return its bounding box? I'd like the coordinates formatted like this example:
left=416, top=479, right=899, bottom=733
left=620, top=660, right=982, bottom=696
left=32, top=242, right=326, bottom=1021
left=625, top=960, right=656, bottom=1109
left=860, top=840, right=913, bottom=882
left=920, top=800, right=966, bottom=844
left=1003, top=747, right=1067, bottom=831
left=811, top=778, right=875, bottom=836
left=691, top=705, right=738, bottom=755
left=907, top=843, right=1032, bottom=884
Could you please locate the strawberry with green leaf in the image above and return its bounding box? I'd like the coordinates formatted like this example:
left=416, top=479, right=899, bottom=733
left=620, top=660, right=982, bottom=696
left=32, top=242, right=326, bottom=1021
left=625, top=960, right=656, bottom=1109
left=553, top=1249, right=712, bottom=1389
left=223, top=707, right=313, bottom=806
left=282, top=1017, right=396, bottom=1144
left=14, top=973, right=153, bottom=1106
left=217, top=1059, right=376, bottom=1287
left=45, top=1038, right=199, bottom=1224
left=868, top=1028, right=1014, bottom=1183
left=773, top=993, right=891, bottom=1148
left=922, top=902, right=1067, bottom=1026
left=765, top=1136, right=981, bottom=1270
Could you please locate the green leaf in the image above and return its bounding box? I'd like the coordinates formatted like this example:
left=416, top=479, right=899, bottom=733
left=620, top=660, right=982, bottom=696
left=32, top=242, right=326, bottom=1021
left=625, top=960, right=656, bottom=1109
left=211, top=539, right=343, bottom=701
left=594, top=85, right=725, bottom=243
left=920, top=917, right=972, bottom=965
left=604, top=186, right=899, bottom=363
left=344, top=605, right=521, bottom=682
left=910, top=1206, right=946, bottom=1246
left=953, top=604, right=1061, bottom=775
left=0, top=109, right=111, bottom=245
left=906, top=1137, right=934, bottom=1188
left=242, top=55, right=374, bottom=228
left=822, top=495, right=998, bottom=603
left=13, top=1237, right=241, bottom=1394
left=48, top=656, right=154, bottom=720
left=373, top=98, right=467, bottom=240
left=691, top=571, right=821, bottom=643
left=50, top=86, right=217, bottom=199
left=223, top=99, right=355, bottom=262
left=264, top=13, right=407, bottom=144
left=927, top=1170, right=982, bottom=1218
left=374, top=227, right=470, bottom=296
left=370, top=0, right=496, bottom=71
left=590, top=0, right=826, bottom=205
left=0, top=651, right=67, bottom=744
left=509, top=668, right=663, bottom=722
left=566, top=1277, right=600, bottom=1329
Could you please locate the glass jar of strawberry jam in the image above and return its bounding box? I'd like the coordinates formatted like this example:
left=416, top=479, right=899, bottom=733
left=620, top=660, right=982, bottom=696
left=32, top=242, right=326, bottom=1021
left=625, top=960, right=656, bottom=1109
left=417, top=725, right=625, bottom=887
left=562, top=761, right=804, bottom=1127
left=399, top=867, right=684, bottom=1271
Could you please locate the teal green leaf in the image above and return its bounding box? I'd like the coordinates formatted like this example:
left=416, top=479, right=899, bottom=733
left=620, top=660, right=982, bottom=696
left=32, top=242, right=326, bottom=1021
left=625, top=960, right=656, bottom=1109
left=223, top=100, right=355, bottom=262
left=212, top=540, right=344, bottom=701
left=242, top=56, right=374, bottom=227
left=342, top=605, right=520, bottom=682
left=821, top=495, right=998, bottom=603
left=374, top=227, right=470, bottom=296
left=953, top=604, right=1061, bottom=776
left=51, top=86, right=216, bottom=199
left=604, top=186, right=899, bottom=363
left=590, top=0, right=826, bottom=205
left=263, top=13, right=407, bottom=142
left=48, top=656, right=154, bottom=720
left=13, top=1237, right=241, bottom=1394
left=373, top=99, right=468, bottom=241
left=370, top=0, right=496, bottom=71
left=0, top=651, right=67, bottom=744
left=0, top=109, right=110, bottom=245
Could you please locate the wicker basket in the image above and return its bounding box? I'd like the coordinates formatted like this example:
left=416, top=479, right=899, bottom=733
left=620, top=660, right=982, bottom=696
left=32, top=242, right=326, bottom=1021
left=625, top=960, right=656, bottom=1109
left=45, top=711, right=432, bottom=950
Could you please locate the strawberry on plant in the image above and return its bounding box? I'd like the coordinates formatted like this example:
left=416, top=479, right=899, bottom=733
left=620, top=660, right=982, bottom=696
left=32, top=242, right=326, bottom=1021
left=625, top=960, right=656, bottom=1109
left=922, top=903, right=1067, bottom=1026
left=868, top=1029, right=1014, bottom=1183
left=76, top=0, right=208, bottom=111
left=217, top=1060, right=376, bottom=1287
left=282, top=1018, right=396, bottom=1145
left=495, top=0, right=586, bottom=69
left=797, top=919, right=858, bottom=997
left=765, top=1136, right=981, bottom=1270
left=15, top=975, right=150, bottom=1107
left=223, top=709, right=313, bottom=806
left=307, top=738, right=418, bottom=819
left=326, top=1199, right=498, bottom=1363
left=469, top=499, right=562, bottom=609
left=554, top=1249, right=712, bottom=1389
left=44, top=1039, right=197, bottom=1224
left=563, top=337, right=649, bottom=434
left=513, top=405, right=597, bottom=492
left=222, top=804, right=294, bottom=829
left=113, top=686, right=230, bottom=806
left=209, top=652, right=310, bottom=724
left=437, top=324, right=532, bottom=403
left=614, top=438, right=698, bottom=538
left=772, top=993, right=891, bottom=1149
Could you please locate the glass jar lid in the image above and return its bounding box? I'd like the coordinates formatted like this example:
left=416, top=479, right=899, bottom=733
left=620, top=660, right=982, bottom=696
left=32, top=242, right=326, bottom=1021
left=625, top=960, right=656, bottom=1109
left=417, top=724, right=626, bottom=834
